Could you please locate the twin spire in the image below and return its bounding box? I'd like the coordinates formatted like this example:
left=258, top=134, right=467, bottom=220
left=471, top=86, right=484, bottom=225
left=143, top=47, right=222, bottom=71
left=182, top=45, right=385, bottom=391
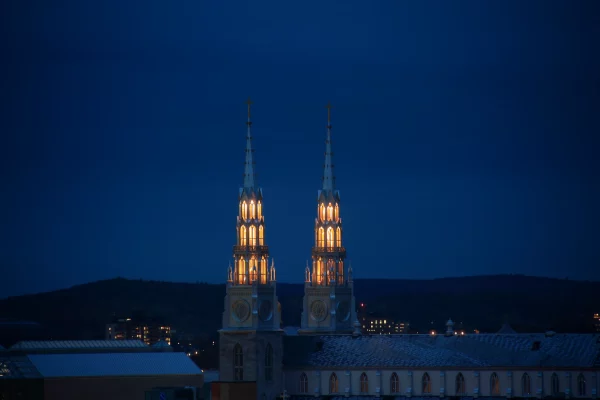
left=242, top=98, right=336, bottom=192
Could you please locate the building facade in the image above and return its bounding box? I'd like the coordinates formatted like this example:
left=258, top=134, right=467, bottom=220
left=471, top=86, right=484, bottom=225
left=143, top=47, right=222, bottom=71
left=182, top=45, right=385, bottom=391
left=218, top=102, right=600, bottom=400
left=106, top=318, right=171, bottom=346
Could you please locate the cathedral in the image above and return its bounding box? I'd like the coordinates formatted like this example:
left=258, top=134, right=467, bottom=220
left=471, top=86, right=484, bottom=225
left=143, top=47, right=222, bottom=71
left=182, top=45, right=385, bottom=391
left=218, top=101, right=599, bottom=400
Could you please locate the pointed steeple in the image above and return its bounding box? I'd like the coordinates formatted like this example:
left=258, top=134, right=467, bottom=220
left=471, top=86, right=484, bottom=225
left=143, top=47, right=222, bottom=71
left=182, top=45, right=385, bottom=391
left=243, top=97, right=255, bottom=189
left=322, top=102, right=335, bottom=192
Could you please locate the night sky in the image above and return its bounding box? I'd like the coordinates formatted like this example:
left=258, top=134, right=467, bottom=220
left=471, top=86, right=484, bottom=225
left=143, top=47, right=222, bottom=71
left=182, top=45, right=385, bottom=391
left=1, top=1, right=599, bottom=298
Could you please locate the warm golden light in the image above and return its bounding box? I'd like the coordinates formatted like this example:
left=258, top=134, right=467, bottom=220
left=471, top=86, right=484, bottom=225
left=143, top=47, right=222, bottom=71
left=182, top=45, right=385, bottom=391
left=250, top=257, right=257, bottom=282
left=326, top=227, right=334, bottom=248
left=334, top=203, right=339, bottom=221
left=259, top=225, right=264, bottom=245
left=336, top=227, right=341, bottom=247
left=327, top=203, right=333, bottom=221
left=241, top=201, right=248, bottom=220
left=250, top=201, right=256, bottom=219
left=320, top=204, right=326, bottom=221
left=257, top=201, right=262, bottom=219
left=238, top=257, right=246, bottom=284
left=260, top=257, right=267, bottom=284
left=318, top=227, right=325, bottom=247
left=240, top=226, right=247, bottom=246
left=249, top=225, right=256, bottom=246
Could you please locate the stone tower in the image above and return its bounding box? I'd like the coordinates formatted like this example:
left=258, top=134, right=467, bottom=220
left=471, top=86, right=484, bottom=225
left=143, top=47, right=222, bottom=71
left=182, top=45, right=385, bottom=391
left=219, top=99, right=283, bottom=400
left=299, top=103, right=356, bottom=334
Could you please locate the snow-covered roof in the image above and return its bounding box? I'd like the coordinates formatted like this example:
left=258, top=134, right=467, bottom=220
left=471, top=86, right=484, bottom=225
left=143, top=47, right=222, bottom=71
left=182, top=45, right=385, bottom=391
left=27, top=352, right=202, bottom=378
left=283, top=333, right=600, bottom=369
left=10, top=340, right=147, bottom=351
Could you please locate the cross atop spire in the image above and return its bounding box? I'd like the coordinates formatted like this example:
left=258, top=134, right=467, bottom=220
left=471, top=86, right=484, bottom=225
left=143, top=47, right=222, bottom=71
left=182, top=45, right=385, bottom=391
left=322, top=102, right=335, bottom=192
left=243, top=98, right=255, bottom=189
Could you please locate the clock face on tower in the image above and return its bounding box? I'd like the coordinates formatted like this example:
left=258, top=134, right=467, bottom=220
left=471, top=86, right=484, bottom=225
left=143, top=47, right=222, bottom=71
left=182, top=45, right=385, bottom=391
left=336, top=300, right=350, bottom=322
left=310, top=300, right=328, bottom=322
left=231, top=300, right=250, bottom=322
left=258, top=299, right=273, bottom=322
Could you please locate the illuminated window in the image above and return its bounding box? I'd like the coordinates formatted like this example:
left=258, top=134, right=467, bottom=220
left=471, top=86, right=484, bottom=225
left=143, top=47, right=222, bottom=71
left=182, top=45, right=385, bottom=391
left=334, top=203, right=339, bottom=221
left=259, top=225, right=264, bottom=245
left=320, top=204, right=326, bottom=221
left=250, top=201, right=256, bottom=219
left=336, top=227, right=341, bottom=247
left=300, top=372, right=309, bottom=394
left=237, top=258, right=246, bottom=284
left=522, top=373, right=531, bottom=396
left=337, top=260, right=344, bottom=285
left=490, top=373, right=500, bottom=395
left=327, top=204, right=333, bottom=221
left=360, top=372, right=369, bottom=393
left=326, top=227, right=334, bottom=248
left=249, top=225, right=256, bottom=246
left=318, top=227, right=325, bottom=247
left=260, top=257, right=267, bottom=284
left=241, top=202, right=248, bottom=220
left=455, top=373, right=466, bottom=395
left=265, top=343, right=273, bottom=381
left=234, top=343, right=243, bottom=381
left=551, top=373, right=559, bottom=396
left=422, top=373, right=431, bottom=394
left=240, top=226, right=247, bottom=246
left=257, top=201, right=262, bottom=219
left=391, top=372, right=400, bottom=393
left=316, top=259, right=324, bottom=284
left=249, top=258, right=257, bottom=283
left=578, top=374, right=586, bottom=396
left=329, top=373, right=338, bottom=394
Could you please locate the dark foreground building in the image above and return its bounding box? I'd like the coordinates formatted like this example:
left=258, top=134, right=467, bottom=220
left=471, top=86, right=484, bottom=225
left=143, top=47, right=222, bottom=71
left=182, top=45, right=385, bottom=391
left=0, top=340, right=203, bottom=400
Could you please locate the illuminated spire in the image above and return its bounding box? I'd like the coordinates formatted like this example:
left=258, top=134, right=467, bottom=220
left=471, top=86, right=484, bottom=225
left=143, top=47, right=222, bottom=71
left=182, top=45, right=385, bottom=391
left=243, top=97, right=255, bottom=189
left=322, top=102, right=335, bottom=192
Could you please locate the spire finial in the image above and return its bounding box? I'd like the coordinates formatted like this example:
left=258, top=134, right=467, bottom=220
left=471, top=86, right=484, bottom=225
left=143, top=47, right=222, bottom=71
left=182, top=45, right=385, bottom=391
left=246, top=97, right=253, bottom=120
left=243, top=98, right=255, bottom=189
left=322, top=103, right=335, bottom=192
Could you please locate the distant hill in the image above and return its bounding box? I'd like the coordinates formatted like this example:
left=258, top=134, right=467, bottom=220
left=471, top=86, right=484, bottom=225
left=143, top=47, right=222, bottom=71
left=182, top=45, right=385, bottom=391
left=0, top=275, right=597, bottom=346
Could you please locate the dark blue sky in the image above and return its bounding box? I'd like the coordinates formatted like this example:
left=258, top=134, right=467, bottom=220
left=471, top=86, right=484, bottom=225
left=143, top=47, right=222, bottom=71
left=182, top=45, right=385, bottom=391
left=1, top=1, right=599, bottom=297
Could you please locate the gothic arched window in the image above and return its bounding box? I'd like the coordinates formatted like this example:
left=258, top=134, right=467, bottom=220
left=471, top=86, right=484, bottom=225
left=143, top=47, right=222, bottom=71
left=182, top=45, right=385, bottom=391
left=241, top=201, right=248, bottom=220
left=257, top=201, right=262, bottom=219
left=250, top=201, right=256, bottom=219
left=233, top=343, right=243, bottom=381
left=320, top=204, right=326, bottom=221
left=258, top=225, right=264, bottom=245
left=390, top=372, right=400, bottom=393
left=326, top=227, right=334, bottom=248
left=490, top=372, right=500, bottom=395
left=455, top=373, right=466, bottom=395
left=522, top=373, right=531, bottom=396
left=336, top=227, right=341, bottom=247
left=299, top=372, right=308, bottom=394
left=422, top=373, right=431, bottom=394
left=334, top=203, right=339, bottom=221
left=551, top=373, right=560, bottom=396
left=237, top=257, right=245, bottom=284
left=264, top=343, right=273, bottom=382
left=577, top=374, right=586, bottom=396
left=360, top=372, right=369, bottom=393
left=240, top=226, right=247, bottom=246
left=329, top=372, right=338, bottom=394
left=249, top=258, right=257, bottom=283
left=260, top=257, right=267, bottom=284
left=318, top=227, right=325, bottom=247
left=327, top=204, right=333, bottom=221
left=249, top=225, right=256, bottom=246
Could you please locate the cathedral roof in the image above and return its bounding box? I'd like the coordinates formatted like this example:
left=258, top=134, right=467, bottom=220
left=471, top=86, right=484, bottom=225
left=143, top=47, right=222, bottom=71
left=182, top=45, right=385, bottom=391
left=283, top=333, right=600, bottom=369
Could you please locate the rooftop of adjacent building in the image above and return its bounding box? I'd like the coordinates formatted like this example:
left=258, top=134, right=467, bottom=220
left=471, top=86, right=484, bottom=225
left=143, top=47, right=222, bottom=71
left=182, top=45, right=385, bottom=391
left=0, top=339, right=200, bottom=379
left=283, top=332, right=600, bottom=369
